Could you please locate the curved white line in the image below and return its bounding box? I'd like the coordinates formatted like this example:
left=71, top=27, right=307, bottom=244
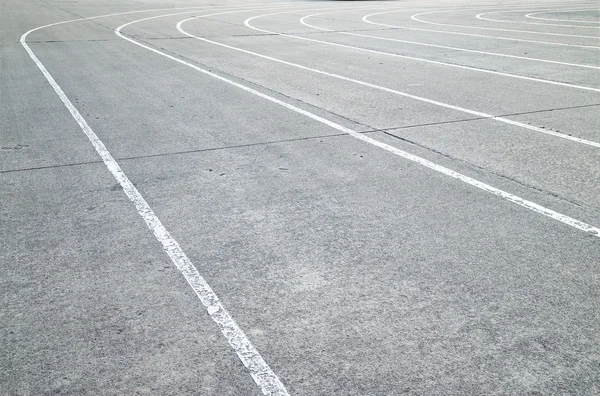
left=21, top=4, right=317, bottom=396
left=17, top=2, right=299, bottom=38
left=362, top=10, right=600, bottom=49
left=477, top=9, right=600, bottom=29
left=240, top=10, right=600, bottom=92
left=159, top=8, right=600, bottom=148
left=525, top=9, right=600, bottom=24
left=121, top=13, right=600, bottom=239
left=300, top=11, right=600, bottom=71
left=238, top=10, right=600, bottom=146
left=298, top=12, right=600, bottom=91
left=411, top=10, right=600, bottom=39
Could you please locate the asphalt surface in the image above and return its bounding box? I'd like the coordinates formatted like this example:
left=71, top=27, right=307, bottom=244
left=1, top=0, right=600, bottom=395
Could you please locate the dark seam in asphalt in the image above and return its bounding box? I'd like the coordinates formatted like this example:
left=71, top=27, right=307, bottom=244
left=5, top=97, right=597, bottom=175
left=36, top=0, right=92, bottom=22
left=27, top=38, right=121, bottom=43
left=0, top=131, right=361, bottom=174
left=17, top=30, right=600, bottom=167
left=5, top=96, right=599, bottom=213
left=377, top=102, right=600, bottom=131
left=378, top=129, right=596, bottom=211
left=0, top=160, right=105, bottom=174
left=115, top=132, right=357, bottom=162
left=132, top=33, right=600, bottom=136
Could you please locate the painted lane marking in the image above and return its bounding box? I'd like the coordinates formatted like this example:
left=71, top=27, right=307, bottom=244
left=299, top=11, right=600, bottom=71
left=477, top=9, right=600, bottom=29
left=231, top=11, right=600, bottom=147
left=20, top=4, right=327, bottom=395
left=411, top=9, right=600, bottom=39
left=19, top=2, right=306, bottom=39
left=526, top=9, right=600, bottom=24
left=120, top=11, right=600, bottom=238
left=362, top=10, right=600, bottom=49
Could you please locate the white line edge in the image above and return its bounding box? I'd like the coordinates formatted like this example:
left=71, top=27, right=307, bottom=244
left=21, top=5, right=295, bottom=396
left=124, top=11, right=600, bottom=239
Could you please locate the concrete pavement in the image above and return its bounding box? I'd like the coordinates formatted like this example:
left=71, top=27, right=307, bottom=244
left=2, top=0, right=599, bottom=394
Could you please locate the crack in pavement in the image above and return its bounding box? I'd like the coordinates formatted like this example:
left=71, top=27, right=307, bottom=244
left=379, top=128, right=600, bottom=213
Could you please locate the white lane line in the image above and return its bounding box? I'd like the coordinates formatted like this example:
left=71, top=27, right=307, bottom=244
left=526, top=9, right=600, bottom=24
left=216, top=11, right=600, bottom=147
left=120, top=12, right=600, bottom=238
left=17, top=2, right=309, bottom=39
left=477, top=10, right=600, bottom=29
left=300, top=11, right=600, bottom=71
left=411, top=10, right=600, bottom=39
left=21, top=5, right=309, bottom=396
left=362, top=10, right=600, bottom=49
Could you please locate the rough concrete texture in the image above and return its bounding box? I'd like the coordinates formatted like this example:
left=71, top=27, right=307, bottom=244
left=2, top=0, right=599, bottom=394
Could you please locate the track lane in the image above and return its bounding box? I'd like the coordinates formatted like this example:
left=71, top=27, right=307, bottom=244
left=5, top=1, right=600, bottom=395
left=477, top=9, right=600, bottom=29
left=240, top=10, right=600, bottom=145
left=362, top=9, right=600, bottom=49
left=300, top=11, right=600, bottom=71
left=411, top=8, right=600, bottom=39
